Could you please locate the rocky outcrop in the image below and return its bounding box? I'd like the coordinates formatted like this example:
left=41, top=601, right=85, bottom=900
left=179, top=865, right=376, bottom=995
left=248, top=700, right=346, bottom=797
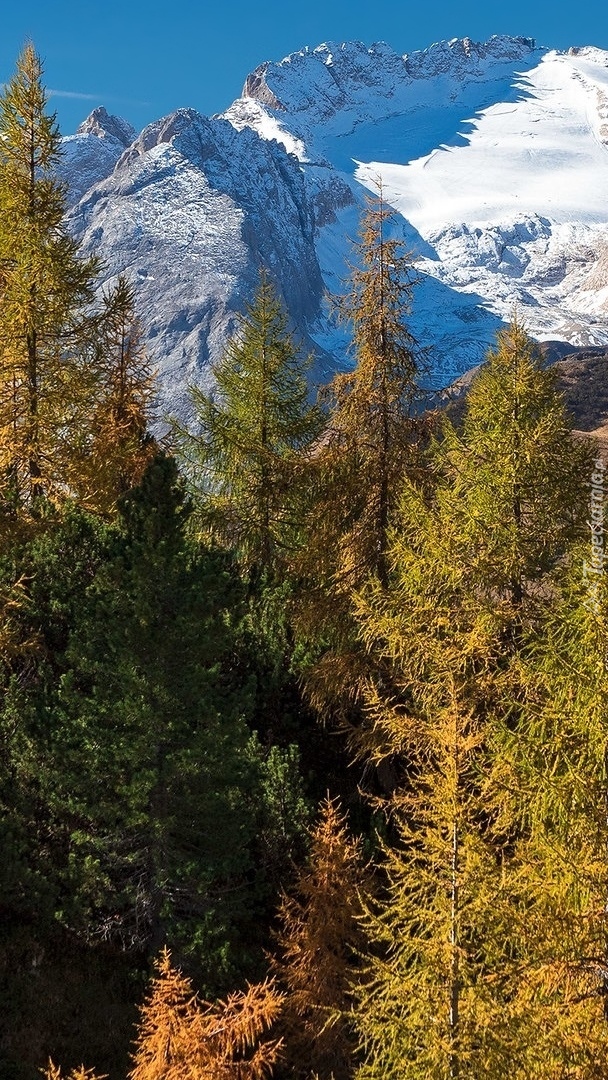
left=242, top=64, right=285, bottom=110
left=59, top=108, right=137, bottom=205
left=76, top=106, right=136, bottom=147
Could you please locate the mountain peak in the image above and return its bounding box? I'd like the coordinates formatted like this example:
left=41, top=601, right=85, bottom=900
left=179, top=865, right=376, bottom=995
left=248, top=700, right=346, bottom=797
left=242, top=65, right=285, bottom=110
left=76, top=106, right=137, bottom=148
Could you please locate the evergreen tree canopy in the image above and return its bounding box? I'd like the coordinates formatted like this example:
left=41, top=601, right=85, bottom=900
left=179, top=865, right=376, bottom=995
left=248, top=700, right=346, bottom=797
left=77, top=275, right=157, bottom=515
left=179, top=270, right=323, bottom=573
left=0, top=455, right=262, bottom=989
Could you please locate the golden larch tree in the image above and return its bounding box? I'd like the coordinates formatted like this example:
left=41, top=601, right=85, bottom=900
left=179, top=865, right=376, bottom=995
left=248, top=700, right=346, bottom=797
left=351, top=321, right=603, bottom=1077
left=44, top=1063, right=106, bottom=1080
left=0, top=43, right=101, bottom=515
left=77, top=275, right=156, bottom=515
left=297, top=185, right=428, bottom=725
left=271, top=797, right=367, bottom=1080
left=129, top=948, right=283, bottom=1080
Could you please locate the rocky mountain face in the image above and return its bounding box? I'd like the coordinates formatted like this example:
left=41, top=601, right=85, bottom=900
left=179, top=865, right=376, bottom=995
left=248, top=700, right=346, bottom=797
left=63, top=105, right=324, bottom=417
left=553, top=348, right=608, bottom=452
left=59, top=107, right=137, bottom=205
left=59, top=34, right=608, bottom=418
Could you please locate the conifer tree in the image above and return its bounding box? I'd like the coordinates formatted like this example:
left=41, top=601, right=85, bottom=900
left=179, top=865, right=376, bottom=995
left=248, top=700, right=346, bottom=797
left=130, top=948, right=283, bottom=1080
left=0, top=455, right=261, bottom=988
left=54, top=456, right=259, bottom=976
left=44, top=1064, right=106, bottom=1080
left=78, top=275, right=156, bottom=515
left=325, top=186, right=422, bottom=589
left=298, top=187, right=426, bottom=720
left=305, top=184, right=423, bottom=601
left=350, top=322, right=597, bottom=1076
left=128, top=948, right=201, bottom=1080
left=491, top=556, right=608, bottom=1075
left=0, top=44, right=100, bottom=513
left=439, top=320, right=591, bottom=613
left=352, top=516, right=528, bottom=1079
left=179, top=270, right=323, bottom=574
left=271, top=797, right=366, bottom=1080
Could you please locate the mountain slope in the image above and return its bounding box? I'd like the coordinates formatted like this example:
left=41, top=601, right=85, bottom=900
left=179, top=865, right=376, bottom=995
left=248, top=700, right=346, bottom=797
left=61, top=34, right=608, bottom=412
left=65, top=108, right=324, bottom=417
left=59, top=106, right=137, bottom=204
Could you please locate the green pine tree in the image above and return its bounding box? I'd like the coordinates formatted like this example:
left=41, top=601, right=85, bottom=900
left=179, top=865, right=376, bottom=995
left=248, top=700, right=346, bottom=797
left=0, top=455, right=262, bottom=991
left=178, top=269, right=323, bottom=574
left=57, top=455, right=259, bottom=981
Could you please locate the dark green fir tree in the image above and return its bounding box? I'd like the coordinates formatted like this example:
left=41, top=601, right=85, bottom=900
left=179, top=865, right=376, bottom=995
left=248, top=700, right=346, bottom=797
left=178, top=269, right=324, bottom=575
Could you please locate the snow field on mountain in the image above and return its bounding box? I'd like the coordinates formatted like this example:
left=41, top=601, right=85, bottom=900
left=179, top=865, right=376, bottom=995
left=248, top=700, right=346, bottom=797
left=230, top=38, right=608, bottom=360
left=352, top=51, right=608, bottom=232
left=320, top=49, right=608, bottom=349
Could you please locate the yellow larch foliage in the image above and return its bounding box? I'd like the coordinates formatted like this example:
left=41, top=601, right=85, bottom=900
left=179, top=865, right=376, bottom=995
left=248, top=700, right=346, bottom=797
left=129, top=948, right=283, bottom=1080
left=295, top=184, right=429, bottom=728
left=128, top=948, right=198, bottom=1080
left=77, top=276, right=157, bottom=517
left=271, top=797, right=367, bottom=1080
left=0, top=44, right=101, bottom=516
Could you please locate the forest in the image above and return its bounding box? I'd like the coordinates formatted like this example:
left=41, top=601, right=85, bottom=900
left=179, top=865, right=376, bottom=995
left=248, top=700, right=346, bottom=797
left=1, top=43, right=607, bottom=1080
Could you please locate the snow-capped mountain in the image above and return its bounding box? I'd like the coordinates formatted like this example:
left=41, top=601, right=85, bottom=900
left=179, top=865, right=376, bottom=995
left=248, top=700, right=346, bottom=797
left=65, top=106, right=325, bottom=417
left=61, top=34, right=608, bottom=415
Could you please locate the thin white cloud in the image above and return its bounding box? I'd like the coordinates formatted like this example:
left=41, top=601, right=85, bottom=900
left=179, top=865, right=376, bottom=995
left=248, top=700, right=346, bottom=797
left=48, top=89, right=100, bottom=100
left=49, top=88, right=151, bottom=107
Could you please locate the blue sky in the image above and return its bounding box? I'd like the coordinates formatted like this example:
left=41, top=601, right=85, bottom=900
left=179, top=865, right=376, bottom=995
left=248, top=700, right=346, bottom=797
left=1, top=0, right=607, bottom=135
